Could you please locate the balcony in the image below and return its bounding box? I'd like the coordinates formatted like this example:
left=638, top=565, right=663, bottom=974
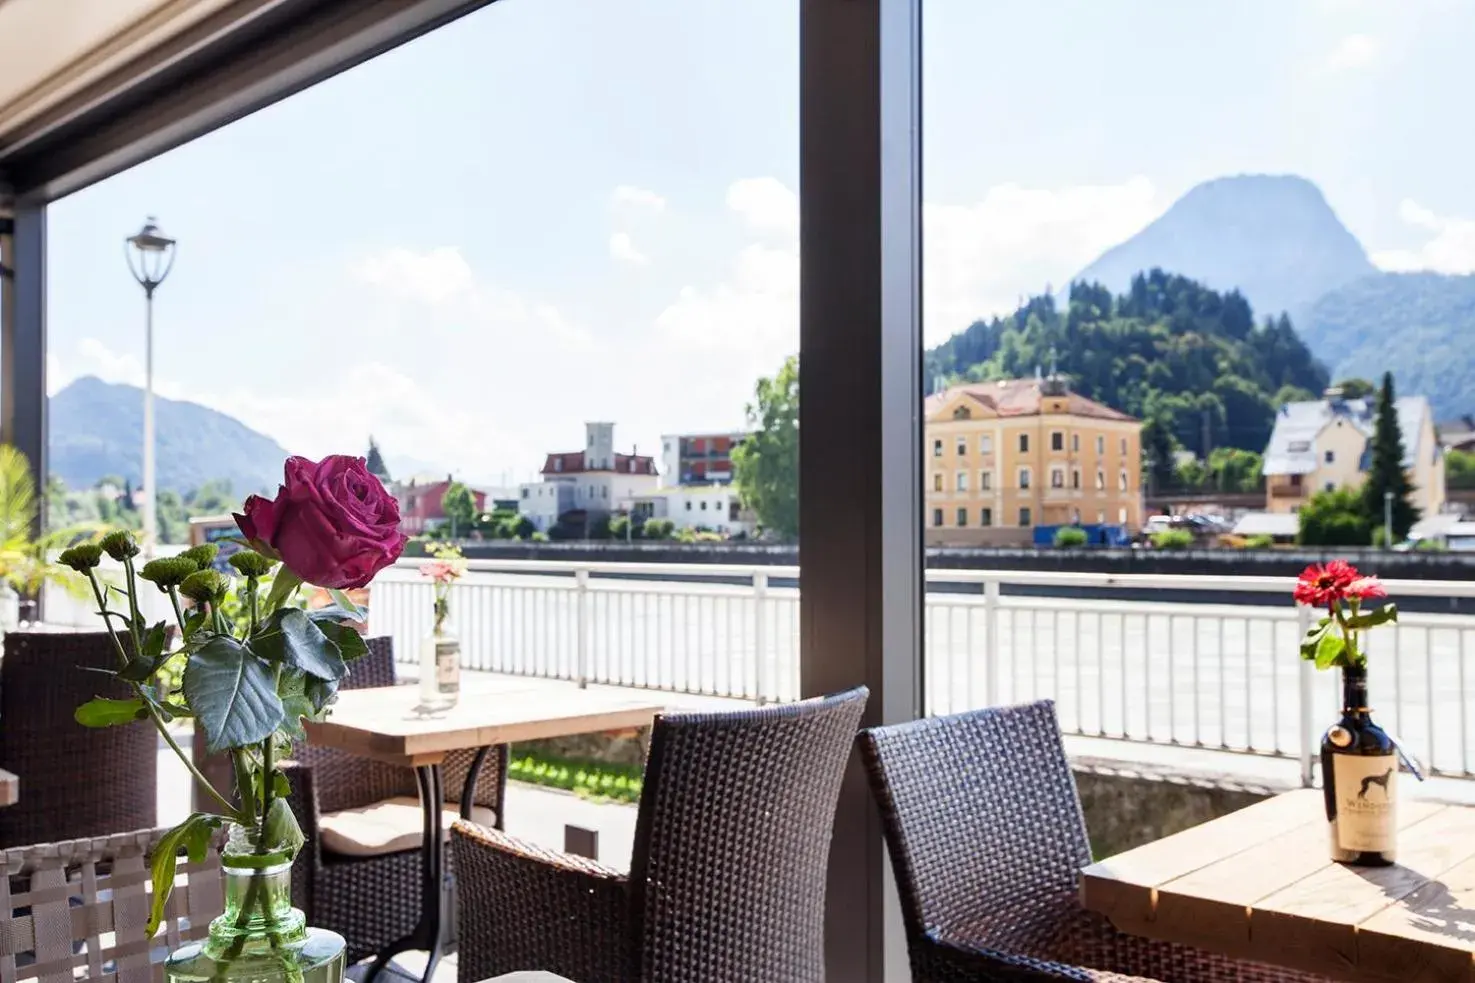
left=1270, top=483, right=1305, bottom=498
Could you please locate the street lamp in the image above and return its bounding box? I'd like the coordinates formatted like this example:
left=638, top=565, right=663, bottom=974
left=1384, top=490, right=1394, bottom=549
left=125, top=217, right=177, bottom=557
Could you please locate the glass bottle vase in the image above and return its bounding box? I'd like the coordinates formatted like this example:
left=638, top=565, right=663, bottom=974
left=419, top=613, right=461, bottom=711
left=165, top=825, right=345, bottom=983
left=1321, top=662, right=1398, bottom=866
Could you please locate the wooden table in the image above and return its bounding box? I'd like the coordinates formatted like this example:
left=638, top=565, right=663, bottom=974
left=304, top=680, right=664, bottom=983
left=0, top=767, right=16, bottom=807
left=1081, top=788, right=1475, bottom=982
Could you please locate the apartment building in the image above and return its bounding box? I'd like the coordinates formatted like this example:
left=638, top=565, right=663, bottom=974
left=659, top=431, right=749, bottom=486
left=924, top=376, right=1143, bottom=546
left=1262, top=388, right=1444, bottom=516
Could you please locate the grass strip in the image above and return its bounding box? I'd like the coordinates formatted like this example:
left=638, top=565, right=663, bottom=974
left=507, top=751, right=643, bottom=805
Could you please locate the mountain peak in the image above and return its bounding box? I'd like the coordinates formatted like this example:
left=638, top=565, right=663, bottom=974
left=1072, top=173, right=1374, bottom=320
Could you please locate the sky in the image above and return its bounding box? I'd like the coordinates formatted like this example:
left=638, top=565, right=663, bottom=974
left=43, top=0, right=1475, bottom=489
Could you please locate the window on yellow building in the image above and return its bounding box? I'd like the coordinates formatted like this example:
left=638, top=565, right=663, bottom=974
left=956, top=436, right=967, bottom=456
left=1095, top=470, right=1105, bottom=490
left=979, top=434, right=993, bottom=454
left=1050, top=468, right=1064, bottom=488
left=956, top=507, right=968, bottom=527
left=932, top=508, right=943, bottom=527
left=1096, top=436, right=1105, bottom=455
left=1019, top=507, right=1032, bottom=527
left=1071, top=469, right=1081, bottom=489
left=1051, top=431, right=1063, bottom=451
left=933, top=473, right=943, bottom=492
left=933, top=439, right=943, bottom=457
left=956, top=471, right=968, bottom=492
left=1119, top=471, right=1128, bottom=491
left=1120, top=437, right=1127, bottom=455
left=1019, top=433, right=1030, bottom=453
left=1119, top=507, right=1128, bottom=524
left=1019, top=468, right=1032, bottom=490
left=980, top=471, right=992, bottom=490
left=981, top=507, right=992, bottom=526
left=1072, top=434, right=1080, bottom=453
left=1097, top=511, right=1106, bottom=523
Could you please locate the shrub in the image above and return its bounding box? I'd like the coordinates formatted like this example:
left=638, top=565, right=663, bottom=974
left=1297, top=488, right=1371, bottom=547
left=1053, top=527, right=1089, bottom=548
left=1416, top=538, right=1448, bottom=553
left=642, top=518, right=675, bottom=540
left=608, top=515, right=632, bottom=540
left=1151, top=528, right=1195, bottom=550
left=530, top=530, right=550, bottom=542
left=1370, top=526, right=1394, bottom=549
left=1245, top=534, right=1275, bottom=550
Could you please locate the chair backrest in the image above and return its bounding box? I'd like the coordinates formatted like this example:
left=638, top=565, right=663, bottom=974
left=0, top=633, right=158, bottom=848
left=292, top=637, right=415, bottom=812
left=857, top=700, right=1090, bottom=943
left=0, top=827, right=223, bottom=983
left=628, top=686, right=868, bottom=983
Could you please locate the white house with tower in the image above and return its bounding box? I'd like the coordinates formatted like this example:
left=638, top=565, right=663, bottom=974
left=518, top=422, right=659, bottom=532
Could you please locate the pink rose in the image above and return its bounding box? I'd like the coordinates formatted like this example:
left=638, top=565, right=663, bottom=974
left=236, top=455, right=407, bottom=589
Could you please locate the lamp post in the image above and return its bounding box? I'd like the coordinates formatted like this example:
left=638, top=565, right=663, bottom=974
left=1384, top=489, right=1394, bottom=549
left=125, top=218, right=177, bottom=557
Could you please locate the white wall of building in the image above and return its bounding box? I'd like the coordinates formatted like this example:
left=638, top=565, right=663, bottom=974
left=645, top=486, right=754, bottom=536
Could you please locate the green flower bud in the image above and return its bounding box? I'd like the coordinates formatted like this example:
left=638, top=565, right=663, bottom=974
left=139, top=557, right=198, bottom=591
left=58, top=543, right=104, bottom=572
left=179, top=570, right=229, bottom=604
left=99, top=530, right=141, bottom=562
left=228, top=550, right=277, bottom=578
left=177, top=544, right=219, bottom=570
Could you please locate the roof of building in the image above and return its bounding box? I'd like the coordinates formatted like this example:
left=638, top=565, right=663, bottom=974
left=1262, top=394, right=1432, bottom=476
left=1231, top=512, right=1299, bottom=537
left=925, top=378, right=1136, bottom=423
left=540, top=452, right=657, bottom=476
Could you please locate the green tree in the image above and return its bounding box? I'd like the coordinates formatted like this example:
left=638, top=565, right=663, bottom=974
left=1360, top=372, right=1419, bottom=541
left=608, top=515, right=632, bottom=541
left=1141, top=415, right=1177, bottom=492
left=642, top=518, right=675, bottom=540
left=366, top=437, right=391, bottom=481
left=733, top=355, right=799, bottom=540
left=1299, top=487, right=1371, bottom=547
left=1334, top=377, right=1377, bottom=400
left=1447, top=448, right=1475, bottom=490
left=441, top=482, right=477, bottom=538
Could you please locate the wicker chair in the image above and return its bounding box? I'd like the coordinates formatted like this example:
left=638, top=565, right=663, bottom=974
left=0, top=827, right=223, bottom=983
left=858, top=700, right=1329, bottom=983
left=450, top=685, right=869, bottom=983
left=0, top=632, right=157, bottom=848
left=282, top=637, right=508, bottom=964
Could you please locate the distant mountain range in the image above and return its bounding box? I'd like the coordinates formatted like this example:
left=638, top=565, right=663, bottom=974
left=1065, top=174, right=1475, bottom=418
left=50, top=376, right=291, bottom=494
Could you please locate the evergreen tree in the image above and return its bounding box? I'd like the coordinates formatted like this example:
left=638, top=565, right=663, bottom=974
left=365, top=437, right=391, bottom=481
left=1361, top=372, right=1419, bottom=540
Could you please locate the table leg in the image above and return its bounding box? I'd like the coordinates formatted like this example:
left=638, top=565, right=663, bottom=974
left=458, top=745, right=493, bottom=820
left=364, top=763, right=445, bottom=983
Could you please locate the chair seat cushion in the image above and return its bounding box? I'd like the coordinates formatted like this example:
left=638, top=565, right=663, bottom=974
left=320, top=797, right=496, bottom=858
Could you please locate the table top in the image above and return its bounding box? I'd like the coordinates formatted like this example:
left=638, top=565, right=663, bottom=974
left=302, top=680, right=665, bottom=766
left=1081, top=788, right=1475, bottom=982
left=0, top=768, right=16, bottom=807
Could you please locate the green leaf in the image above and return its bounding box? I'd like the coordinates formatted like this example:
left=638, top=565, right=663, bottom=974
left=184, top=609, right=208, bottom=637
left=1346, top=603, right=1399, bottom=631
left=314, top=618, right=368, bottom=663
left=262, top=797, right=305, bottom=858
left=277, top=671, right=316, bottom=742
left=148, top=814, right=226, bottom=935
left=1314, top=631, right=1347, bottom=670
left=251, top=609, right=347, bottom=682
left=117, top=655, right=163, bottom=682
left=262, top=569, right=303, bottom=615
left=184, top=636, right=285, bottom=753
left=304, top=676, right=339, bottom=713
left=327, top=588, right=366, bottom=622
left=141, top=620, right=168, bottom=660
left=1299, top=621, right=1331, bottom=661
left=74, top=696, right=148, bottom=727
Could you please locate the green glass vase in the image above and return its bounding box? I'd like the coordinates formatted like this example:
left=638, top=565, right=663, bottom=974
left=165, top=825, right=345, bottom=983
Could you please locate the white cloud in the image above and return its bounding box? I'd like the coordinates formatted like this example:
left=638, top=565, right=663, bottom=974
left=1321, top=33, right=1380, bottom=73
left=350, top=246, right=476, bottom=305
left=609, top=232, right=649, bottom=266
left=726, top=177, right=798, bottom=239
left=923, top=176, right=1164, bottom=340
left=611, top=185, right=666, bottom=211
left=1370, top=198, right=1475, bottom=274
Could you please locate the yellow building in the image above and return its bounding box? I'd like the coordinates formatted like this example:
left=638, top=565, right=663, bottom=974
left=924, top=376, right=1143, bottom=546
left=1262, top=389, right=1444, bottom=517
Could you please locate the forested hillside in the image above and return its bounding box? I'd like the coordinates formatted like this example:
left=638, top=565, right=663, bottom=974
left=925, top=269, right=1329, bottom=460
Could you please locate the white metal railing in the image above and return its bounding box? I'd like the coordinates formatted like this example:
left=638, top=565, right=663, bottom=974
left=43, top=556, right=1475, bottom=783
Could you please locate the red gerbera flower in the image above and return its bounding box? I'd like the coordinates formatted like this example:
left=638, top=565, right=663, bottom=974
left=1346, top=576, right=1387, bottom=601
left=1293, top=560, right=1360, bottom=608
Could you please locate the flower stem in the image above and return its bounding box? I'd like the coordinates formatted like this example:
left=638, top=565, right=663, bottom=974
left=168, top=587, right=188, bottom=636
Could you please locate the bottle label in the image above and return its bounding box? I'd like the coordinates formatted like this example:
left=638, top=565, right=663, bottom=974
left=1332, top=754, right=1397, bottom=853
left=436, top=639, right=460, bottom=689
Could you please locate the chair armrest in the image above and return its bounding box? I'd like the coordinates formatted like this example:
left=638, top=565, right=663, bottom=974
left=450, top=820, right=630, bottom=983
left=923, top=930, right=1108, bottom=982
